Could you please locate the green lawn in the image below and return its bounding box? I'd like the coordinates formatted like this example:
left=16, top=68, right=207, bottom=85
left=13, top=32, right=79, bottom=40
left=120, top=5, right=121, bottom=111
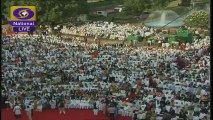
left=88, top=12, right=135, bottom=22
left=168, top=6, right=191, bottom=16
left=166, top=0, right=191, bottom=16
left=167, top=0, right=181, bottom=8
left=88, top=0, right=115, bottom=8
left=108, top=12, right=134, bottom=19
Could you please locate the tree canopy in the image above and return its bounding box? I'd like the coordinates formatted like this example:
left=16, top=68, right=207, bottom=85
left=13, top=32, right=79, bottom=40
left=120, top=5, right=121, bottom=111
left=1, top=0, right=89, bottom=25
left=184, top=11, right=209, bottom=28
left=123, top=0, right=170, bottom=15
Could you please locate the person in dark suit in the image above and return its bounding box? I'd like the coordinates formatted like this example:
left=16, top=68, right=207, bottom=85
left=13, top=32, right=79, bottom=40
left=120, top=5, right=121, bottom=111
left=58, top=100, right=65, bottom=114
left=133, top=110, right=138, bottom=120
left=160, top=107, right=168, bottom=114
left=179, top=107, right=187, bottom=120
left=93, top=101, right=98, bottom=116
left=200, top=107, right=208, bottom=114
left=108, top=105, right=115, bottom=120
left=169, top=107, right=176, bottom=117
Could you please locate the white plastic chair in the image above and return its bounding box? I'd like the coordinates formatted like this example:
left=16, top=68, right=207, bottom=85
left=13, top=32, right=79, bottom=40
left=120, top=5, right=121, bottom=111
left=165, top=94, right=174, bottom=102
left=166, top=106, right=171, bottom=111
left=174, top=106, right=181, bottom=114
left=199, top=113, right=207, bottom=119
left=147, top=95, right=153, bottom=101
left=156, top=117, right=163, bottom=120
left=137, top=112, right=146, bottom=120
left=69, top=100, right=74, bottom=108
left=155, top=107, right=161, bottom=114
left=141, top=105, right=146, bottom=111
left=193, top=116, right=200, bottom=120
left=184, top=101, right=191, bottom=106
left=174, top=100, right=184, bottom=107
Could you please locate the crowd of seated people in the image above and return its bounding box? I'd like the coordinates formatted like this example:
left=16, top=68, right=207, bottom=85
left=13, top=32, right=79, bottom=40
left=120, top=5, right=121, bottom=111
left=1, top=24, right=210, bottom=120
left=60, top=21, right=155, bottom=40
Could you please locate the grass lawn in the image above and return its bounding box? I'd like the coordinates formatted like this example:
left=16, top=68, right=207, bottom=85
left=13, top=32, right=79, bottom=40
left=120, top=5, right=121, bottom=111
left=167, top=0, right=181, bottom=8
left=108, top=12, right=134, bottom=19
left=88, top=12, right=136, bottom=23
left=168, top=6, right=191, bottom=16
left=88, top=0, right=115, bottom=8
left=166, top=0, right=191, bottom=16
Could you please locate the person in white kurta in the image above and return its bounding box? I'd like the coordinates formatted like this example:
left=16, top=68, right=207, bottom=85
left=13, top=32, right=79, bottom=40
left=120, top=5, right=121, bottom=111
left=26, top=106, right=32, bottom=120
left=50, top=100, right=56, bottom=109
left=13, top=104, right=21, bottom=119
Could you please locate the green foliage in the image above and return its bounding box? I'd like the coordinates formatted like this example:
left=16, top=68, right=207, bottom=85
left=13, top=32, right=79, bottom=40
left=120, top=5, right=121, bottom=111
left=179, top=0, right=191, bottom=6
left=1, top=0, right=89, bottom=25
left=123, top=0, right=146, bottom=15
left=204, top=30, right=210, bottom=36
left=152, top=0, right=170, bottom=10
left=184, top=11, right=209, bottom=28
left=123, top=0, right=170, bottom=15
left=168, top=6, right=190, bottom=16
left=88, top=0, right=115, bottom=8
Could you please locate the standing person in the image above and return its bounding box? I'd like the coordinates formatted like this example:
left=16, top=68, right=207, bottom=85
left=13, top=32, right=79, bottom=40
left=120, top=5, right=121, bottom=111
left=104, top=98, right=110, bottom=116
left=50, top=99, right=56, bottom=109
left=64, top=97, right=70, bottom=109
left=132, top=110, right=138, bottom=120
left=58, top=100, right=65, bottom=114
left=112, top=99, right=118, bottom=119
left=94, top=35, right=98, bottom=42
left=25, top=106, right=32, bottom=120
left=13, top=103, right=21, bottom=119
left=108, top=105, right=115, bottom=120
left=29, top=103, right=34, bottom=117
left=93, top=100, right=98, bottom=116
left=84, top=36, right=87, bottom=43
left=36, top=99, right=42, bottom=112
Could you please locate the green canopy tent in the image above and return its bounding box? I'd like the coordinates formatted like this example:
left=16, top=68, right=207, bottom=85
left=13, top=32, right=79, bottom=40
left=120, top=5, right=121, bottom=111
left=176, top=30, right=193, bottom=43
left=127, top=35, right=138, bottom=42
left=161, top=34, right=179, bottom=46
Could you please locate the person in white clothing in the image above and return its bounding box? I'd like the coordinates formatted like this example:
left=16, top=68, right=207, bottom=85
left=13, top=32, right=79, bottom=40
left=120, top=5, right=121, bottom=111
left=37, top=100, right=42, bottom=112
left=13, top=104, right=21, bottom=119
left=25, top=106, right=32, bottom=120
left=50, top=99, right=56, bottom=109
left=29, top=103, right=34, bottom=117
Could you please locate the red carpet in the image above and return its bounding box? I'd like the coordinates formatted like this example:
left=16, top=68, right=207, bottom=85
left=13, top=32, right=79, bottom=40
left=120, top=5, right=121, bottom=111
left=1, top=109, right=131, bottom=120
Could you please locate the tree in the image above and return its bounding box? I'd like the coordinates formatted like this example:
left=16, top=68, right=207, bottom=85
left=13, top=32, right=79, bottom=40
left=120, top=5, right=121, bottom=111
left=123, top=0, right=147, bottom=15
left=184, top=11, right=209, bottom=28
left=123, top=0, right=170, bottom=15
left=179, top=0, right=191, bottom=6
left=152, top=0, right=170, bottom=9
left=1, top=0, right=89, bottom=25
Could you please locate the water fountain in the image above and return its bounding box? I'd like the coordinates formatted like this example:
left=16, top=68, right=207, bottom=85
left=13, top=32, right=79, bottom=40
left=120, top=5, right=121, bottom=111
left=144, top=10, right=184, bottom=27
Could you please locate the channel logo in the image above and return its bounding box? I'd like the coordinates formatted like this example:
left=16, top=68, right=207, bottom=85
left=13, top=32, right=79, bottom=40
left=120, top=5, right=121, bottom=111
left=10, top=6, right=36, bottom=21
left=10, top=6, right=37, bottom=32
left=13, top=8, right=35, bottom=20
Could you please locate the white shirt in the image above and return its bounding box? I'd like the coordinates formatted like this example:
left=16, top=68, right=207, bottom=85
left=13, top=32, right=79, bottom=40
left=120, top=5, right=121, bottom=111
left=201, top=89, right=207, bottom=96
left=13, top=105, right=21, bottom=115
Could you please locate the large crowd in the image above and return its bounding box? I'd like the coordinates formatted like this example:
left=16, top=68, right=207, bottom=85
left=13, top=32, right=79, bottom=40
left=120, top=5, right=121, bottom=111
left=60, top=21, right=154, bottom=40
left=1, top=22, right=210, bottom=120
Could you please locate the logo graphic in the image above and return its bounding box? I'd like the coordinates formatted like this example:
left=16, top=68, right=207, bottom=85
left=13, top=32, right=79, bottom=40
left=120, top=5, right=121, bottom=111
left=13, top=8, right=35, bottom=20
left=10, top=6, right=36, bottom=21
left=10, top=6, right=37, bottom=32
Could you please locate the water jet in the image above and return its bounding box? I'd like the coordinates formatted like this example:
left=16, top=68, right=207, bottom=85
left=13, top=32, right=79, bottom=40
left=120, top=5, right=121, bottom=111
left=144, top=10, right=184, bottom=28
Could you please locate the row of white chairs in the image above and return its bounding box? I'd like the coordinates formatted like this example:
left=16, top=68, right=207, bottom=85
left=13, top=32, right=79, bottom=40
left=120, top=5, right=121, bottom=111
left=69, top=100, right=93, bottom=109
